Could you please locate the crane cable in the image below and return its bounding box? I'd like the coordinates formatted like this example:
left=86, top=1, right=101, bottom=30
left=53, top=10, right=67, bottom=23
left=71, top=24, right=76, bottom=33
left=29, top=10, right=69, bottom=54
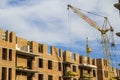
left=78, top=8, right=106, bottom=18
left=68, top=7, right=115, bottom=59
left=78, top=8, right=114, bottom=32
left=67, top=7, right=72, bottom=52
left=78, top=8, right=116, bottom=66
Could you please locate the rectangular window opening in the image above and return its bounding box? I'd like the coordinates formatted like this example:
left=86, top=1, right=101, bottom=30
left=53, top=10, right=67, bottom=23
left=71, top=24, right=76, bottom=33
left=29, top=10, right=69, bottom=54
left=9, top=49, right=12, bottom=61
left=9, top=68, right=12, bottom=80
left=48, top=60, right=52, bottom=69
left=59, top=77, right=61, bottom=80
left=93, top=70, right=96, bottom=77
left=87, top=57, right=90, bottom=64
left=39, top=58, right=43, bottom=68
left=80, top=57, right=82, bottom=63
left=38, top=44, right=43, bottom=53
left=9, top=32, right=12, bottom=42
left=2, top=48, right=7, bottom=60
left=92, top=59, right=95, bottom=65
left=48, top=75, right=52, bottom=80
left=2, top=67, right=7, bottom=80
left=58, top=62, right=61, bottom=71
left=38, top=74, right=43, bottom=80
left=73, top=66, right=76, bottom=72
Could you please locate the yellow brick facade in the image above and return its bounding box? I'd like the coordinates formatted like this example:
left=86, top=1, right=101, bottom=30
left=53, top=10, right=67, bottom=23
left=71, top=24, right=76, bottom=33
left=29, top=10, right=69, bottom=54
left=0, top=28, right=119, bottom=80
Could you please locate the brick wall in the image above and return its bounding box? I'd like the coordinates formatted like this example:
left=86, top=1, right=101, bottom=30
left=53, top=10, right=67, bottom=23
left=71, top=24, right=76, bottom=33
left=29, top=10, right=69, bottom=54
left=0, top=28, right=119, bottom=80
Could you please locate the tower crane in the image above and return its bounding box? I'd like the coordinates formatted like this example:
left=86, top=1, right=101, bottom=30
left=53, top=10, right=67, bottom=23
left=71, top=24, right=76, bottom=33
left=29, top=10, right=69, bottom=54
left=67, top=4, right=114, bottom=63
left=86, top=37, right=92, bottom=58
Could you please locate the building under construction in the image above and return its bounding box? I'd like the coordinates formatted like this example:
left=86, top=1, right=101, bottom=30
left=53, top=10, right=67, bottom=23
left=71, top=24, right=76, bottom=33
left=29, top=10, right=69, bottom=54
left=0, top=28, right=120, bottom=80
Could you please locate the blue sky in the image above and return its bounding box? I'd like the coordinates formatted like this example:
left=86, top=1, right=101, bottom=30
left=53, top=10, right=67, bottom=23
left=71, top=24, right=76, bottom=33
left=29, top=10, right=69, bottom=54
left=0, top=0, right=120, bottom=68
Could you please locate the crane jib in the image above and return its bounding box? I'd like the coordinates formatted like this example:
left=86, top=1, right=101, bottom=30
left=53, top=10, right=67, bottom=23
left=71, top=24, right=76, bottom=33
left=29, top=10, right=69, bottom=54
left=67, top=4, right=115, bottom=66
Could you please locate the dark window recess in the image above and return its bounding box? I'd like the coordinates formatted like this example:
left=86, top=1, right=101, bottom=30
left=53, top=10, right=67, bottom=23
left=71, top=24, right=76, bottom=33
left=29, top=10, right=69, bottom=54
left=80, top=68, right=83, bottom=76
left=2, top=67, right=7, bottom=80
left=8, top=68, right=12, bottom=80
left=39, top=59, right=43, bottom=68
left=59, top=77, right=61, bottom=80
left=9, top=32, right=12, bottom=42
left=9, top=49, right=12, bottom=61
left=38, top=74, right=43, bottom=80
left=73, top=66, right=76, bottom=72
left=88, top=70, right=91, bottom=74
left=58, top=62, right=61, bottom=71
left=48, top=60, right=52, bottom=69
left=93, top=70, right=96, bottom=77
left=104, top=60, right=107, bottom=66
left=27, top=59, right=32, bottom=69
left=103, top=60, right=105, bottom=66
left=87, top=57, right=90, bottom=64
left=48, top=75, right=53, bottom=80
left=2, top=48, right=7, bottom=60
left=27, top=76, right=32, bottom=80
left=80, top=57, right=82, bottom=63
left=38, top=44, right=43, bottom=53
left=104, top=70, right=108, bottom=78
left=92, top=59, right=95, bottom=65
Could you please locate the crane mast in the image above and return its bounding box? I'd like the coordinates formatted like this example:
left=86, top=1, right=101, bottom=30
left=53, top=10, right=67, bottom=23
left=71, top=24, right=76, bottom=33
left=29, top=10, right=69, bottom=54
left=67, top=4, right=114, bottom=62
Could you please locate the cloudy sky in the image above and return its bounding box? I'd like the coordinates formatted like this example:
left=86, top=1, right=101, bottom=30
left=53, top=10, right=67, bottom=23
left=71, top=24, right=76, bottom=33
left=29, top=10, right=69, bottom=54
left=0, top=0, right=120, bottom=67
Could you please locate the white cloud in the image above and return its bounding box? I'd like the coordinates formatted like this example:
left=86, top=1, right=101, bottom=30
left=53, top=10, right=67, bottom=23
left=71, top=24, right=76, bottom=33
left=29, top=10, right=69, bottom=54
left=0, top=0, right=120, bottom=59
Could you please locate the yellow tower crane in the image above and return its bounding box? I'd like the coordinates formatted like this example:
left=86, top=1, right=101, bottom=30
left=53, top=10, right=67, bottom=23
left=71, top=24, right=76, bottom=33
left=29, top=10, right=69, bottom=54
left=86, top=37, right=92, bottom=58
left=67, top=4, right=114, bottom=64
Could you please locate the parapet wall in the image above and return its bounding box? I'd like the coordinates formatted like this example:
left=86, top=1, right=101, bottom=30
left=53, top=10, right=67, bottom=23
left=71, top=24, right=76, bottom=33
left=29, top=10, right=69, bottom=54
left=0, top=29, right=102, bottom=66
left=0, top=29, right=16, bottom=49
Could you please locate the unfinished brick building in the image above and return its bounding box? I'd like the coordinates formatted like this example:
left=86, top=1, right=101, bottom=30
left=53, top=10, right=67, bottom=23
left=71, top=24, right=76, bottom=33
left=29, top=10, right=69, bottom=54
left=0, top=28, right=119, bottom=80
left=96, top=58, right=120, bottom=80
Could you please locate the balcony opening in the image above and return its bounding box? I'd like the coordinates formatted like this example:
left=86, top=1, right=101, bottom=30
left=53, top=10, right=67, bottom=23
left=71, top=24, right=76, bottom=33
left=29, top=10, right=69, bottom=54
left=48, top=60, right=52, bottom=69
left=39, top=58, right=43, bottom=68
left=2, top=48, right=7, bottom=60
